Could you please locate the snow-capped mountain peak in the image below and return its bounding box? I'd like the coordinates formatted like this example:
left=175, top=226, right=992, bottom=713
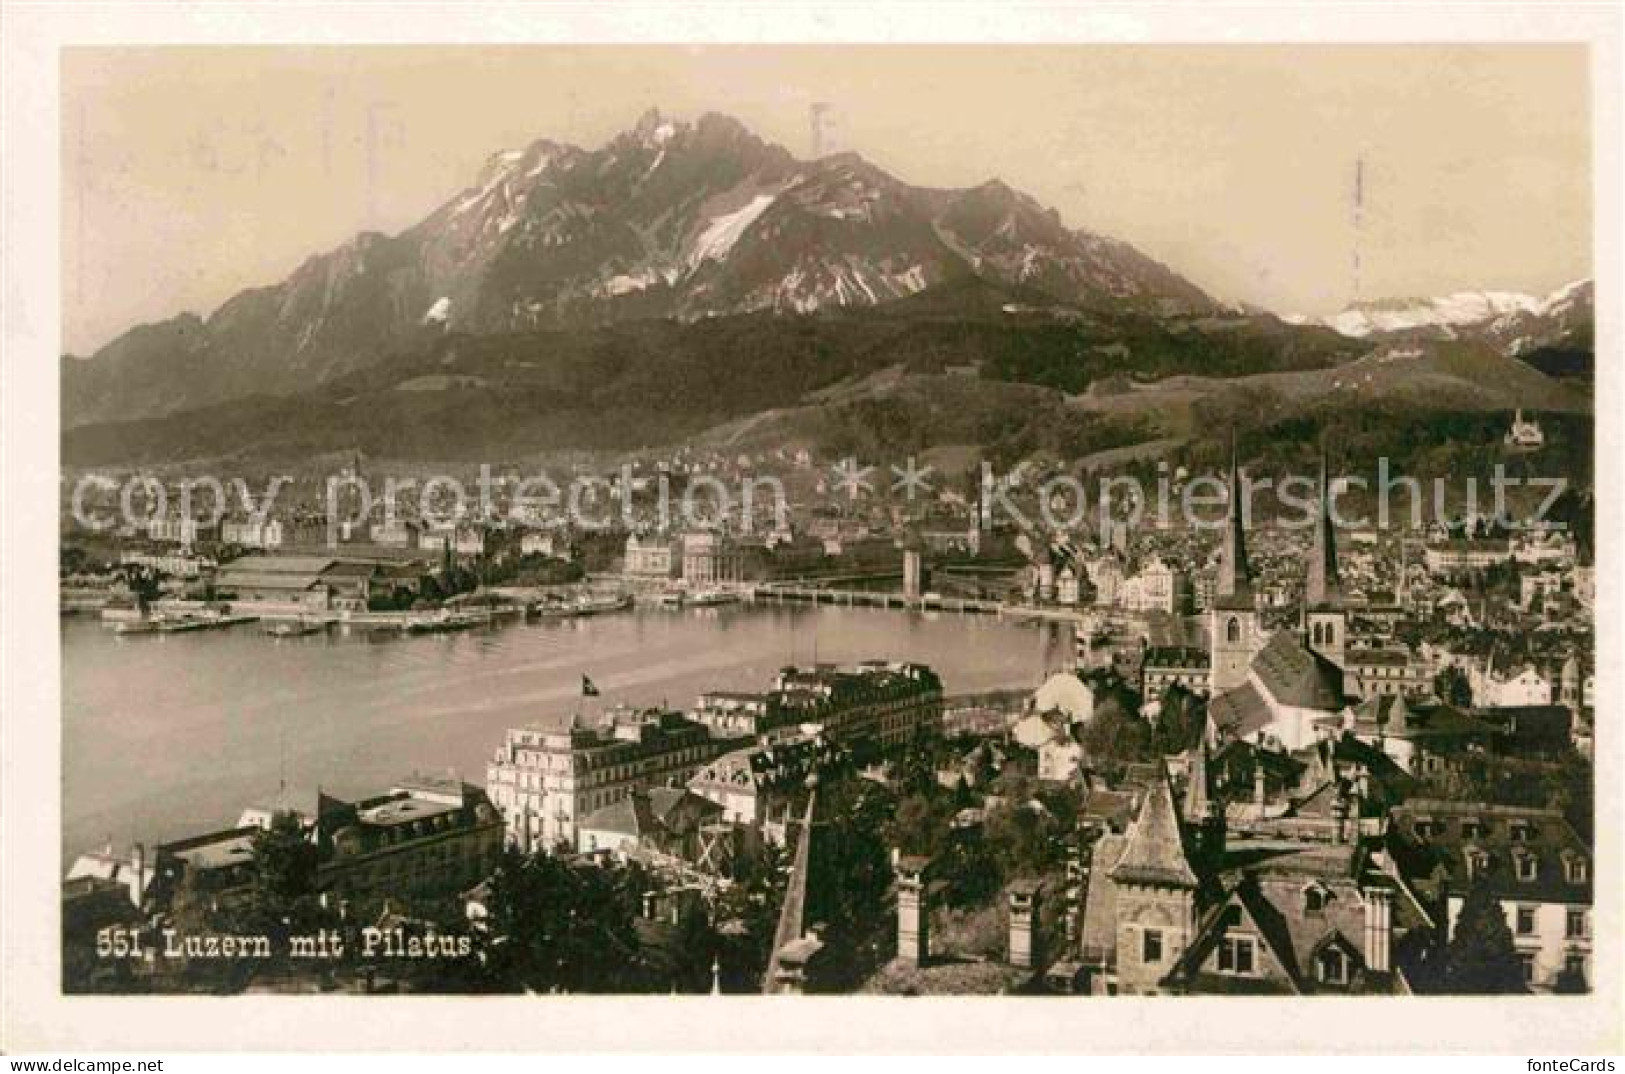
left=65, top=109, right=1218, bottom=424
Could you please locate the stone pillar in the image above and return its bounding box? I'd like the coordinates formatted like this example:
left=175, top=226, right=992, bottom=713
left=1364, top=886, right=1393, bottom=974
left=770, top=936, right=824, bottom=995
left=903, top=549, right=922, bottom=603
left=895, top=855, right=931, bottom=964
left=1008, top=880, right=1043, bottom=969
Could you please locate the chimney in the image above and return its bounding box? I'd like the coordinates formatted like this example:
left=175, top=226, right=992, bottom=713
left=1007, top=880, right=1042, bottom=969
left=1253, top=765, right=1267, bottom=809
left=130, top=843, right=147, bottom=909
left=1364, top=886, right=1393, bottom=974
left=895, top=856, right=931, bottom=965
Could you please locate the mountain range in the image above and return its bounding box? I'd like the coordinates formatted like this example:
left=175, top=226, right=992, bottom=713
left=63, top=109, right=1215, bottom=428
left=61, top=109, right=1592, bottom=468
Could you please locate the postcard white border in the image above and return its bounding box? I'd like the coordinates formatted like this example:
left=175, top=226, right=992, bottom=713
left=3, top=1, right=1621, bottom=1054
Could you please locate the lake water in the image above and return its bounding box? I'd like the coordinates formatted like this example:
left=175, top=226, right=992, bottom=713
left=61, top=606, right=1069, bottom=861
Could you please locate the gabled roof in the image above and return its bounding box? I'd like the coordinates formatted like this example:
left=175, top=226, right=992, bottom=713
left=1251, top=630, right=1344, bottom=712
left=1108, top=768, right=1198, bottom=889
left=1209, top=681, right=1274, bottom=740
left=1391, top=799, right=1592, bottom=903
left=1348, top=695, right=1495, bottom=742
left=579, top=792, right=659, bottom=839
left=218, top=554, right=337, bottom=575
left=1167, top=882, right=1305, bottom=994
left=1081, top=788, right=1140, bottom=834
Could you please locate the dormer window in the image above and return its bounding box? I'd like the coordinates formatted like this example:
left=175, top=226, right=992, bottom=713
left=1466, top=850, right=1491, bottom=879
left=1218, top=935, right=1257, bottom=975
left=1565, top=857, right=1589, bottom=884
left=1461, top=819, right=1485, bottom=840
left=1303, top=882, right=1333, bottom=915
left=1510, top=820, right=1535, bottom=843
left=1317, top=946, right=1350, bottom=985
left=1515, top=852, right=1539, bottom=882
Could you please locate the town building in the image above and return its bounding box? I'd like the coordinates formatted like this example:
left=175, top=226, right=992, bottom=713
left=576, top=786, right=727, bottom=862
left=118, top=550, right=215, bottom=579
left=1424, top=538, right=1513, bottom=578
left=1504, top=409, right=1545, bottom=450
left=1392, top=800, right=1591, bottom=992
left=1472, top=656, right=1555, bottom=709
left=221, top=518, right=285, bottom=549
left=485, top=707, right=728, bottom=851
left=1119, top=556, right=1190, bottom=615
left=681, top=531, right=746, bottom=584
left=687, top=662, right=942, bottom=751
left=312, top=777, right=505, bottom=901
left=1343, top=646, right=1431, bottom=699
left=687, top=733, right=827, bottom=835
left=213, top=554, right=423, bottom=612
left=371, top=518, right=421, bottom=549
left=135, top=777, right=504, bottom=913
left=1340, top=694, right=1497, bottom=777
left=623, top=533, right=683, bottom=579
left=1087, top=554, right=1126, bottom=609
left=1141, top=646, right=1211, bottom=703
left=1076, top=755, right=1428, bottom=994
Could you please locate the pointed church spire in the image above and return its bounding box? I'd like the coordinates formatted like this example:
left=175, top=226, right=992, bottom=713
left=1215, top=433, right=1254, bottom=610
left=1110, top=766, right=1199, bottom=889
left=1305, top=444, right=1341, bottom=610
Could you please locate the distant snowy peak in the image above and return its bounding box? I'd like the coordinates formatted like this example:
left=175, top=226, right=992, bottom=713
left=1328, top=290, right=1541, bottom=337
left=1317, top=279, right=1592, bottom=340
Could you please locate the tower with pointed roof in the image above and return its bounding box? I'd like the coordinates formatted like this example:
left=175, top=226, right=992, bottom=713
left=1304, top=446, right=1348, bottom=670
left=1210, top=438, right=1261, bottom=693
left=1109, top=768, right=1202, bottom=993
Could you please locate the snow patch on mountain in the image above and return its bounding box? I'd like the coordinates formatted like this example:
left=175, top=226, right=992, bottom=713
left=688, top=194, right=777, bottom=269
left=600, top=268, right=673, bottom=297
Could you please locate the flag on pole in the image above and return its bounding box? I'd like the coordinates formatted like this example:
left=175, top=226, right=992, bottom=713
left=582, top=675, right=600, bottom=697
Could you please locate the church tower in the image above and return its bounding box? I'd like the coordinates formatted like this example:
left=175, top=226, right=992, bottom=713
left=1210, top=440, right=1259, bottom=693
left=1304, top=448, right=1347, bottom=670
left=1110, top=768, right=1201, bottom=994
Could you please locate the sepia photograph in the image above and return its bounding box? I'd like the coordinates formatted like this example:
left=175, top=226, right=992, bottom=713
left=3, top=1, right=1621, bottom=1059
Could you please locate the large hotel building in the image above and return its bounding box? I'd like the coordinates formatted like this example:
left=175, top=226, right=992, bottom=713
left=486, top=661, right=944, bottom=849
left=486, top=707, right=725, bottom=850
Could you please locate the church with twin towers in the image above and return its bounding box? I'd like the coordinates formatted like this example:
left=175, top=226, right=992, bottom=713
left=1206, top=444, right=1350, bottom=752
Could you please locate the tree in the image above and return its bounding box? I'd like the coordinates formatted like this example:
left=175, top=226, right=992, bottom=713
left=472, top=847, right=648, bottom=993
left=1435, top=665, right=1474, bottom=708
left=248, top=810, right=320, bottom=930
left=1079, top=699, right=1157, bottom=776
left=888, top=793, right=952, bottom=860
left=1443, top=881, right=1526, bottom=994
left=1154, top=685, right=1207, bottom=754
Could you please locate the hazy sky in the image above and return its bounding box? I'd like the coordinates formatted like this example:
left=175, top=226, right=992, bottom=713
left=62, top=45, right=1591, bottom=354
